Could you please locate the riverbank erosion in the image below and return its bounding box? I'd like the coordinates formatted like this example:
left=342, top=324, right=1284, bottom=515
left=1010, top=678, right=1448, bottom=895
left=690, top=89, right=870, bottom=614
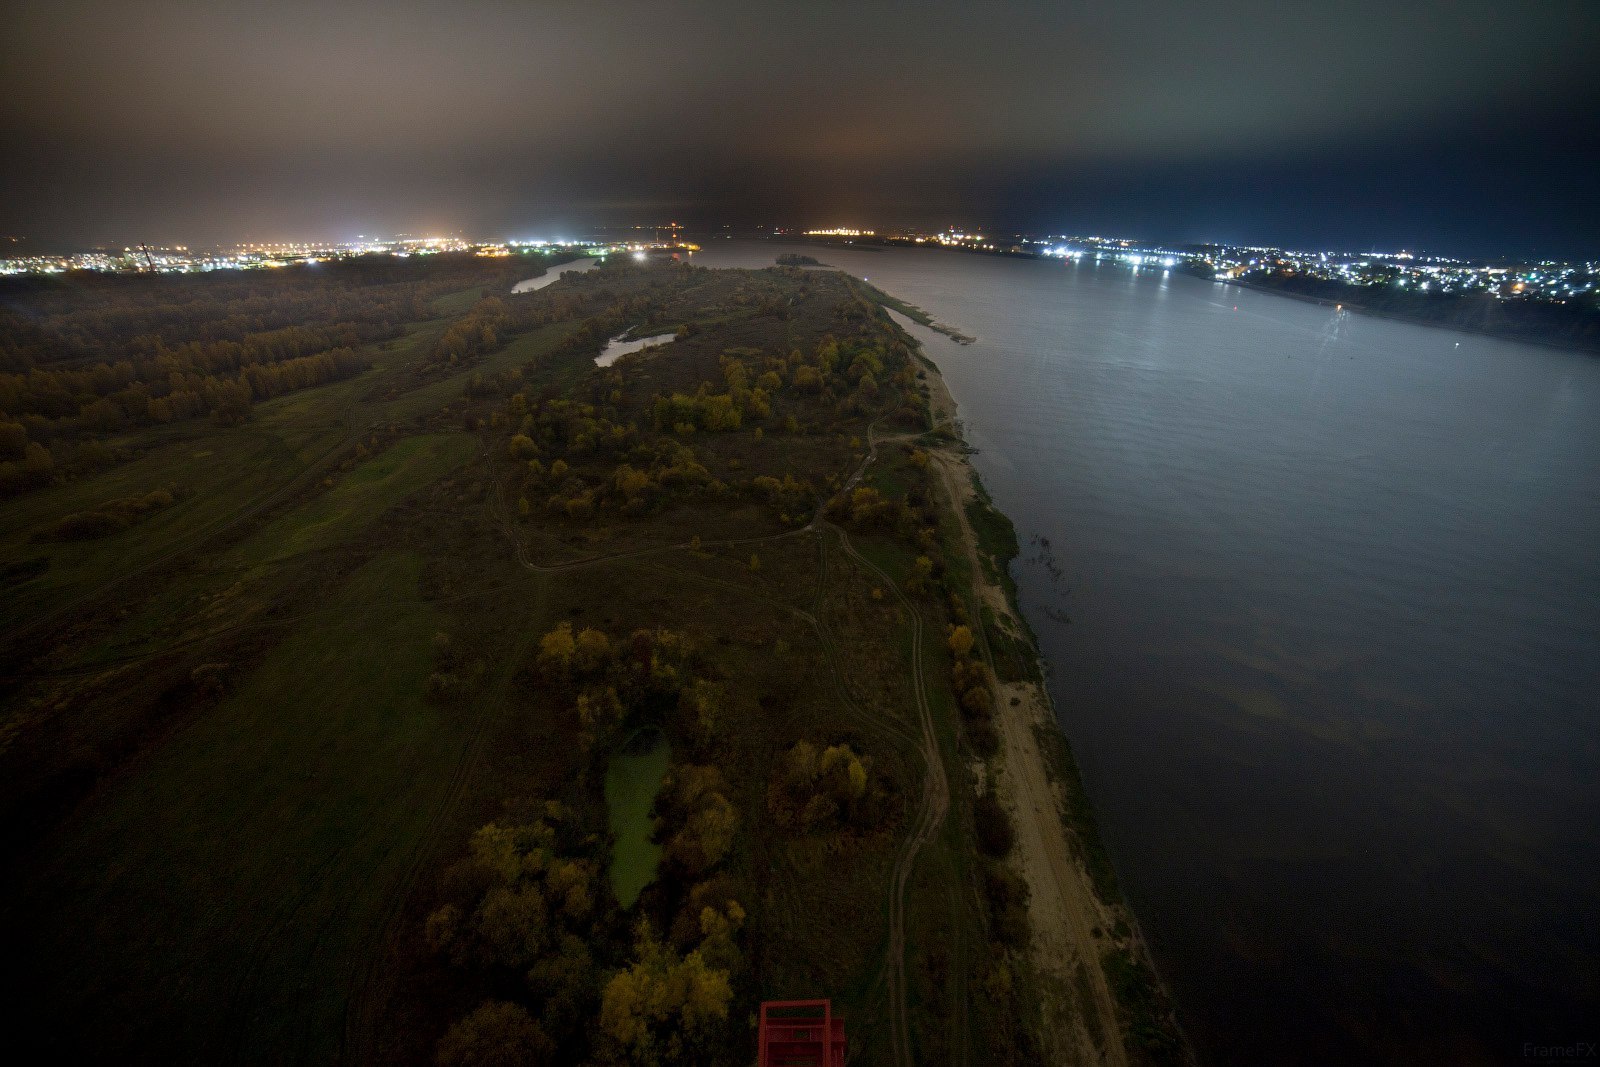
left=911, top=332, right=1191, bottom=1066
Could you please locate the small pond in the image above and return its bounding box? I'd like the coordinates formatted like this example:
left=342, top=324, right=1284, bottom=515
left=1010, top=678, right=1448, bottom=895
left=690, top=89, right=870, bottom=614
left=595, top=329, right=677, bottom=367
left=604, top=728, right=671, bottom=908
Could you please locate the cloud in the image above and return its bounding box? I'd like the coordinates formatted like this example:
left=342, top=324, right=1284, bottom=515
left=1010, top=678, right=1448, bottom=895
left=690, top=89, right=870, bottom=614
left=3, top=0, right=1596, bottom=247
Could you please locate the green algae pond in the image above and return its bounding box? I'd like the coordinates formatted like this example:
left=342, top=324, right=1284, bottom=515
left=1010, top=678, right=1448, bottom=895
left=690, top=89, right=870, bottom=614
left=605, top=728, right=670, bottom=908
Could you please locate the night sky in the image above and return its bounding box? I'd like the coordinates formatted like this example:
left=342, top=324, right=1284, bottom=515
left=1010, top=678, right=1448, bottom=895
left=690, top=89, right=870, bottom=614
left=4, top=0, right=1598, bottom=257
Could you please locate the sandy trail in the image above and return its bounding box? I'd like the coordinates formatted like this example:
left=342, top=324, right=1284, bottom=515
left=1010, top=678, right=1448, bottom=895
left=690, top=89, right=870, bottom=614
left=922, top=361, right=1130, bottom=1067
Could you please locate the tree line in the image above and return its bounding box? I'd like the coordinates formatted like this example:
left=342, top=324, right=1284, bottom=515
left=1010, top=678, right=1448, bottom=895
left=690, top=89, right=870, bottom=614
left=0, top=254, right=530, bottom=496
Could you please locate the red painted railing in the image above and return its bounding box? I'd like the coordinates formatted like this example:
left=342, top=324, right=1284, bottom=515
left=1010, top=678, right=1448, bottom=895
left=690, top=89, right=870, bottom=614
left=757, top=999, right=846, bottom=1067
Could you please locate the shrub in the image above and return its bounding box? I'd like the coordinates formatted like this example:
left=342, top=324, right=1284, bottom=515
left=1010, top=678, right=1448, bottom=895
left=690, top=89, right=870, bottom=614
left=973, top=793, right=1015, bottom=858
left=436, top=1000, right=555, bottom=1067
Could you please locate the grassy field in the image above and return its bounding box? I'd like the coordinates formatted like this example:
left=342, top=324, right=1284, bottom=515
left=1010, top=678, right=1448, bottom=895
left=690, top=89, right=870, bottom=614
left=231, top=433, right=474, bottom=564
left=15, top=553, right=461, bottom=1062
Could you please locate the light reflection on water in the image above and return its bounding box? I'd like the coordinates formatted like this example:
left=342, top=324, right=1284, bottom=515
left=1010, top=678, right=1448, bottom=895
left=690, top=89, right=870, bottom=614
left=595, top=330, right=676, bottom=367
left=511, top=255, right=598, bottom=293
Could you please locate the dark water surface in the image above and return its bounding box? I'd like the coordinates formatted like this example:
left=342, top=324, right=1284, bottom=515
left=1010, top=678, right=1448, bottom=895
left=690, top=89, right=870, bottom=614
left=697, top=242, right=1600, bottom=1065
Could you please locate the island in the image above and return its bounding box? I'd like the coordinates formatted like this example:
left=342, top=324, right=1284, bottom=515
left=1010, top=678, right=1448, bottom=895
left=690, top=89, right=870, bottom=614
left=0, top=254, right=1186, bottom=1065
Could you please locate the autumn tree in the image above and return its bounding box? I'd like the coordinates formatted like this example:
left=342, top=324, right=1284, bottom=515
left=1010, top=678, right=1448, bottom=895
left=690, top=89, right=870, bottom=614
left=538, top=621, right=577, bottom=672
left=596, top=925, right=733, bottom=1066
left=907, top=554, right=935, bottom=596
left=435, top=1000, right=556, bottom=1067
left=675, top=678, right=723, bottom=749
left=768, top=741, right=882, bottom=832
left=526, top=934, right=600, bottom=1045
left=424, top=808, right=600, bottom=972
left=576, top=626, right=612, bottom=669
left=659, top=765, right=738, bottom=878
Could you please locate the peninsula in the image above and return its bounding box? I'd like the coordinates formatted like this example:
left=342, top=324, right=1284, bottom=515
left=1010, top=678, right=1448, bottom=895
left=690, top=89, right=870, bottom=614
left=0, top=252, right=1184, bottom=1065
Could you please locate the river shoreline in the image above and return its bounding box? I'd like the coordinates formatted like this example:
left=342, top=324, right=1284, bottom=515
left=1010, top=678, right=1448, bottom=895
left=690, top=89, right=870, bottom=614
left=895, top=305, right=1191, bottom=1065
left=777, top=235, right=1599, bottom=354
left=705, top=242, right=1600, bottom=1063
left=1219, top=275, right=1600, bottom=354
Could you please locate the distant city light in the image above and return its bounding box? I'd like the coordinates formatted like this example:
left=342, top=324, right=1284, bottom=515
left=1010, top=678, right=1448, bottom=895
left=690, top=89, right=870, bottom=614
left=0, top=229, right=1591, bottom=314
left=0, top=232, right=706, bottom=276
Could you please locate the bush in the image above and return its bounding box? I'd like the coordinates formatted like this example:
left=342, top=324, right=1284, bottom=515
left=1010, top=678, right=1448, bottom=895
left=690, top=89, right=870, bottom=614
left=436, top=1000, right=555, bottom=1067
left=35, top=485, right=181, bottom=540
left=983, top=863, right=1031, bottom=949
left=967, top=719, right=999, bottom=759
left=973, top=793, right=1015, bottom=859
left=961, top=685, right=995, bottom=720
left=43, top=510, right=128, bottom=540
left=767, top=741, right=885, bottom=833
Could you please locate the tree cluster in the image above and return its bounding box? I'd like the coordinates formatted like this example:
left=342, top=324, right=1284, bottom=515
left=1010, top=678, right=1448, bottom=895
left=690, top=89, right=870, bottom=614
left=766, top=740, right=892, bottom=834
left=594, top=915, right=739, bottom=1066
left=425, top=802, right=607, bottom=1060
left=948, top=624, right=999, bottom=757
left=0, top=255, right=535, bottom=495
left=433, top=297, right=509, bottom=366
left=591, top=765, right=747, bottom=1065
left=534, top=623, right=716, bottom=754
left=653, top=764, right=739, bottom=880
left=35, top=485, right=181, bottom=541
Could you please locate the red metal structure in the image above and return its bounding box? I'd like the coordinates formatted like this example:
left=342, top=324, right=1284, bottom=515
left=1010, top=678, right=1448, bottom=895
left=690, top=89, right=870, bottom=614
left=757, top=1000, right=846, bottom=1067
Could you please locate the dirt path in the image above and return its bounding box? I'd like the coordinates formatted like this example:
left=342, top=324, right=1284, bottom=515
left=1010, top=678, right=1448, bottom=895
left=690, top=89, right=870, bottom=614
left=922, top=363, right=1130, bottom=1066
left=828, top=494, right=951, bottom=1067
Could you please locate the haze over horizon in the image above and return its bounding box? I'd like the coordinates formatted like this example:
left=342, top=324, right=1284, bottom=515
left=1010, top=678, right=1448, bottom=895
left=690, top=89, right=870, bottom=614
left=4, top=0, right=1599, bottom=258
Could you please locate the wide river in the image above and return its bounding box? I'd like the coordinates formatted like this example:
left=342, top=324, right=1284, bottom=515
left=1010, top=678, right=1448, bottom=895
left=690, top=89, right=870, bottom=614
left=694, top=242, right=1599, bottom=1064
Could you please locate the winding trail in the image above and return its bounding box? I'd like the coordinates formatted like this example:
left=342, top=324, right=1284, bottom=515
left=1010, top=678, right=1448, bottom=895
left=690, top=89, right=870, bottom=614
left=829, top=513, right=948, bottom=1067
left=813, top=423, right=955, bottom=1067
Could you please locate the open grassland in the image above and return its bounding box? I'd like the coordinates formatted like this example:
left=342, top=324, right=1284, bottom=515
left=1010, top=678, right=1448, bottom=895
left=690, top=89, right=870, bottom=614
left=232, top=433, right=474, bottom=564
left=14, top=553, right=463, bottom=1062
left=0, top=256, right=1127, bottom=1066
